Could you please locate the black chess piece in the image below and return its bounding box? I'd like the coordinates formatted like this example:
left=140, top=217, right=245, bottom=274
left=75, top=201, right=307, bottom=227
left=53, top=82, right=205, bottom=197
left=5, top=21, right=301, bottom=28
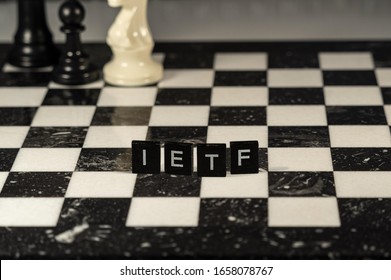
left=52, top=0, right=99, bottom=85
left=8, top=0, right=59, bottom=68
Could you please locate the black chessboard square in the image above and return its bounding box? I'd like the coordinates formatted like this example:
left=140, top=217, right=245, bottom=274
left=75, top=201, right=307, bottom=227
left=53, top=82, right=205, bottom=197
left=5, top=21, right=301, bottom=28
left=155, top=88, right=211, bottom=105
left=331, top=148, right=391, bottom=171
left=0, top=72, right=51, bottom=87
left=381, top=88, right=391, bottom=104
left=338, top=199, right=391, bottom=229
left=372, top=51, right=391, bottom=68
left=268, top=126, right=330, bottom=147
left=23, top=127, right=88, bottom=148
left=76, top=148, right=132, bottom=171
left=0, top=107, right=37, bottom=126
left=133, top=173, right=201, bottom=197
left=323, top=71, right=377, bottom=86
left=42, top=88, right=101, bottom=105
left=147, top=126, right=207, bottom=144
left=57, top=198, right=131, bottom=227
left=326, top=106, right=387, bottom=125
left=269, top=88, right=325, bottom=105
left=209, top=106, right=266, bottom=125
left=0, top=45, right=9, bottom=66
left=0, top=149, right=18, bottom=171
left=163, top=53, right=214, bottom=69
left=199, top=198, right=267, bottom=227
left=214, top=71, right=267, bottom=86
left=268, top=52, right=319, bottom=68
left=258, top=148, right=268, bottom=171
left=92, top=107, right=151, bottom=126
left=0, top=172, right=71, bottom=197
left=268, top=172, right=336, bottom=197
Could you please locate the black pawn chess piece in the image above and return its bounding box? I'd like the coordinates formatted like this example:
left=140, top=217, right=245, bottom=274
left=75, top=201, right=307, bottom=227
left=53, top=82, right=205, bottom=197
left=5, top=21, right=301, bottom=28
left=8, top=0, right=59, bottom=68
left=52, top=0, right=99, bottom=85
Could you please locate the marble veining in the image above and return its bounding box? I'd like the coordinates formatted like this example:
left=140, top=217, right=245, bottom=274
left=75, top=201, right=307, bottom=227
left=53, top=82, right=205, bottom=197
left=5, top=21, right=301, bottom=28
left=0, top=42, right=391, bottom=259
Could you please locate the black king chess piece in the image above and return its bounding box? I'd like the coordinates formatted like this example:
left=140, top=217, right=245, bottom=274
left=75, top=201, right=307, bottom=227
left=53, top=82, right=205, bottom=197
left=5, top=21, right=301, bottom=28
left=52, top=0, right=100, bottom=85
left=8, top=0, right=59, bottom=68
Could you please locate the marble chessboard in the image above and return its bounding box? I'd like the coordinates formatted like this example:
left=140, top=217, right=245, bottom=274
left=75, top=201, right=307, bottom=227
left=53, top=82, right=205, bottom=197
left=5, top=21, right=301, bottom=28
left=0, top=42, right=391, bottom=259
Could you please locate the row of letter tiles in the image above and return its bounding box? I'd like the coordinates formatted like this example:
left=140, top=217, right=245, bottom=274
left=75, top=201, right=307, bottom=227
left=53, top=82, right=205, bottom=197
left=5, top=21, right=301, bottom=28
left=1, top=148, right=391, bottom=172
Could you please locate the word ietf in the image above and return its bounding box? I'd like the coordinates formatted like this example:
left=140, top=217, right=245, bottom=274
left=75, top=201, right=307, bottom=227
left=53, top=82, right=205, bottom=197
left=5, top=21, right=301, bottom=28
left=132, top=141, right=259, bottom=177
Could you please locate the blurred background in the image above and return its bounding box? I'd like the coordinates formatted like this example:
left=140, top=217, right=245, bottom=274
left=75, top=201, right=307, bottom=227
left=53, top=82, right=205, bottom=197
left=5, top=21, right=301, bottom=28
left=1, top=0, right=391, bottom=42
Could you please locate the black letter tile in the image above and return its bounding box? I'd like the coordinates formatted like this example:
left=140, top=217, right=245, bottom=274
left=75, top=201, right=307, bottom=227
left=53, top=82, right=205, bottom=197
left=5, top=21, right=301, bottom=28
left=164, top=142, right=193, bottom=176
left=230, top=141, right=259, bottom=174
left=132, top=141, right=161, bottom=174
left=197, top=144, right=226, bottom=177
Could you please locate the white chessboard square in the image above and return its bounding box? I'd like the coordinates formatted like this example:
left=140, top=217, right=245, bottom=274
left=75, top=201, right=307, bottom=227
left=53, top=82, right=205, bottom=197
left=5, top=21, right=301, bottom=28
left=0, top=172, right=8, bottom=193
left=201, top=172, right=268, bottom=198
left=329, top=126, right=391, bottom=147
left=268, top=148, right=333, bottom=171
left=324, top=86, right=383, bottom=105
left=158, top=70, right=214, bottom=88
left=268, top=69, right=323, bottom=87
left=214, top=53, right=267, bottom=70
left=0, top=88, right=46, bottom=107
left=149, top=106, right=209, bottom=126
left=11, top=148, right=81, bottom=172
left=84, top=126, right=148, bottom=148
left=0, top=127, right=29, bottom=148
left=319, top=52, right=374, bottom=70
left=334, top=172, right=391, bottom=198
left=207, top=126, right=267, bottom=147
left=211, top=87, right=268, bottom=106
left=0, top=198, right=64, bottom=227
left=267, top=105, right=327, bottom=126
left=385, top=105, right=391, bottom=125
left=126, top=197, right=200, bottom=227
left=268, top=197, right=340, bottom=227
left=48, top=80, right=105, bottom=89
left=66, top=172, right=136, bottom=198
left=98, top=87, right=157, bottom=107
left=376, top=69, right=391, bottom=87
left=32, top=106, right=96, bottom=127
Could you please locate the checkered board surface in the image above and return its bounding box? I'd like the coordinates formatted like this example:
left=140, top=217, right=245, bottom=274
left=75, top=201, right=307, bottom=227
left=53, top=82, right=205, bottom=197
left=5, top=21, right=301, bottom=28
left=0, top=42, right=391, bottom=259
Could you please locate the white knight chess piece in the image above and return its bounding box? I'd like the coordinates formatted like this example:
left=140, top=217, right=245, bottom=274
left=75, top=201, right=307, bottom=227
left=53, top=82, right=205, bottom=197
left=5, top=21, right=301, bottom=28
left=103, top=0, right=163, bottom=86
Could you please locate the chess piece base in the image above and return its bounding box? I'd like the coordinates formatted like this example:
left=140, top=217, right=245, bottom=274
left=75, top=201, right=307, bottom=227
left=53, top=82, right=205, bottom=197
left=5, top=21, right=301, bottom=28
left=8, top=44, right=59, bottom=68
left=103, top=47, right=163, bottom=87
left=52, top=55, right=100, bottom=86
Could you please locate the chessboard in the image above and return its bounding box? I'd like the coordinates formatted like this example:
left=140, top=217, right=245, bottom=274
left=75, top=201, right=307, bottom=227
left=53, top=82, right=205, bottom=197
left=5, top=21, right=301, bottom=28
left=0, top=42, right=391, bottom=259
